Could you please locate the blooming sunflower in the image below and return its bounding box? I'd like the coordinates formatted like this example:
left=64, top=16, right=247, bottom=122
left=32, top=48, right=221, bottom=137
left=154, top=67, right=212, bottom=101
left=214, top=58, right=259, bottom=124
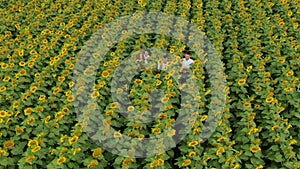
left=238, top=79, right=246, bottom=85
left=0, top=86, right=6, bottom=92
left=181, top=159, right=191, bottom=167
left=101, top=70, right=110, bottom=78
left=3, top=141, right=14, bottom=149
left=127, top=106, right=135, bottom=112
left=92, top=148, right=102, bottom=158
left=152, top=128, right=161, bottom=135
left=0, top=110, right=6, bottom=118
left=57, top=157, right=67, bottom=166
left=24, top=108, right=33, bottom=116
left=155, top=80, right=162, bottom=86
left=216, top=147, right=225, bottom=155
left=25, top=155, right=35, bottom=163
left=188, top=141, right=199, bottom=147
left=167, top=129, right=176, bottom=137
left=134, top=79, right=143, bottom=85
left=31, top=146, right=41, bottom=153
left=68, top=136, right=79, bottom=145
left=189, top=151, right=197, bottom=158
left=250, top=146, right=261, bottom=153
left=0, top=150, right=7, bottom=156
left=87, top=160, right=99, bottom=168
left=114, top=132, right=122, bottom=138
left=265, top=97, right=274, bottom=103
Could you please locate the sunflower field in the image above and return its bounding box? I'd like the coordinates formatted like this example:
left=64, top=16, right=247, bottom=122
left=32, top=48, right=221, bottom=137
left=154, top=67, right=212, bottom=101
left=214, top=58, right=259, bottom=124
left=0, top=0, right=300, bottom=169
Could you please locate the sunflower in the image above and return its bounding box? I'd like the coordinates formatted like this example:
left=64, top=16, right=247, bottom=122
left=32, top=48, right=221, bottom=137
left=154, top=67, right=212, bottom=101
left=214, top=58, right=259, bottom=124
left=225, top=157, right=235, bottom=164
left=101, top=70, right=110, bottom=78
left=68, top=136, right=79, bottom=145
left=250, top=146, right=261, bottom=153
left=271, top=125, right=280, bottom=131
left=15, top=127, right=24, bottom=133
left=134, top=79, right=143, bottom=85
left=13, top=102, right=20, bottom=109
left=165, top=74, right=171, bottom=80
left=158, top=113, right=168, bottom=119
left=6, top=111, right=13, bottom=117
left=59, top=148, right=68, bottom=155
left=200, top=115, right=208, bottom=122
left=156, top=159, right=164, bottom=166
left=138, top=134, right=145, bottom=141
left=28, top=140, right=38, bottom=147
left=217, top=137, right=227, bottom=142
left=66, top=95, right=74, bottom=102
left=243, top=102, right=251, bottom=108
left=216, top=147, right=225, bottom=155
left=34, top=73, right=40, bottom=78
left=150, top=161, right=158, bottom=168
left=3, top=141, right=14, bottom=149
left=161, top=97, right=169, bottom=103
left=114, top=132, right=122, bottom=138
left=127, top=106, right=135, bottom=112
left=246, top=65, right=252, bottom=72
left=105, top=110, right=114, bottom=116
left=52, top=87, right=60, bottom=95
left=31, top=146, right=41, bottom=153
left=279, top=21, right=285, bottom=26
left=92, top=148, right=102, bottom=158
left=238, top=79, right=246, bottom=85
left=44, top=115, right=51, bottom=124
left=57, top=157, right=67, bottom=166
left=30, top=86, right=37, bottom=93
left=155, top=80, right=162, bottom=86
left=286, top=70, right=294, bottom=76
left=0, top=150, right=7, bottom=156
left=73, top=148, right=81, bottom=155
left=289, top=139, right=297, bottom=145
left=181, top=159, right=191, bottom=167
left=265, top=97, right=273, bottom=103
left=0, top=86, right=6, bottom=92
left=286, top=124, right=292, bottom=130
left=87, top=160, right=99, bottom=168
left=19, top=61, right=26, bottom=66
left=0, top=110, right=6, bottom=118
left=18, top=49, right=24, bottom=56
left=116, top=88, right=123, bottom=94
left=152, top=128, right=161, bottom=135
left=167, top=129, right=176, bottom=137
left=19, top=69, right=27, bottom=76
left=69, top=64, right=74, bottom=70
left=256, top=87, right=262, bottom=92
left=24, top=108, right=33, bottom=116
left=189, top=151, right=197, bottom=158
left=27, top=118, right=36, bottom=124
left=38, top=95, right=46, bottom=101
left=2, top=76, right=10, bottom=82
left=188, top=141, right=199, bottom=147
left=25, top=155, right=35, bottom=163
left=255, top=165, right=264, bottom=169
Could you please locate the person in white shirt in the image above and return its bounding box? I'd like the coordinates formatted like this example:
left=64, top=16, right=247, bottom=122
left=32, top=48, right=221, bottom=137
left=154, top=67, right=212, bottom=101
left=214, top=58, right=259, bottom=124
left=143, top=50, right=151, bottom=64
left=180, top=52, right=193, bottom=83
left=182, top=52, right=194, bottom=69
left=157, top=55, right=168, bottom=71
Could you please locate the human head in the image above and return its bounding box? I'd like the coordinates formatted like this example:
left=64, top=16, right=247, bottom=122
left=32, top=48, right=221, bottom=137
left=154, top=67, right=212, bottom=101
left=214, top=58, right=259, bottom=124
left=144, top=50, right=151, bottom=56
left=185, top=52, right=190, bottom=60
left=140, top=53, right=144, bottom=60
left=163, top=55, right=168, bottom=63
